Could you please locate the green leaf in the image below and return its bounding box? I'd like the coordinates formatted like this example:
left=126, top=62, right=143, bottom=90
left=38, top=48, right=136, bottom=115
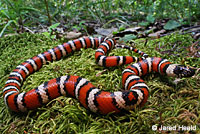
left=0, top=20, right=16, bottom=37
left=146, top=15, right=155, bottom=23
left=112, top=31, right=118, bottom=35
left=119, top=26, right=125, bottom=31
left=164, top=20, right=181, bottom=30
left=42, top=32, right=50, bottom=38
left=138, top=21, right=149, bottom=27
left=0, top=10, right=11, bottom=19
left=72, top=25, right=81, bottom=31
left=48, top=23, right=60, bottom=31
left=121, top=34, right=137, bottom=42
left=79, top=20, right=85, bottom=26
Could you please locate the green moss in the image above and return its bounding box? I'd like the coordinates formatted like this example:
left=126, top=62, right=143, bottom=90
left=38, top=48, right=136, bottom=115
left=0, top=33, right=199, bottom=133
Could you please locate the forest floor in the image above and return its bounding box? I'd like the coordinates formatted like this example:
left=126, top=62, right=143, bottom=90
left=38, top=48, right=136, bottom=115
left=0, top=31, right=199, bottom=133
left=1, top=1, right=200, bottom=133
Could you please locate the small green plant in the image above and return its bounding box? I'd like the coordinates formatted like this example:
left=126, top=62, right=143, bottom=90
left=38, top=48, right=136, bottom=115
left=0, top=0, right=200, bottom=36
left=72, top=21, right=87, bottom=32
left=0, top=0, right=40, bottom=37
left=0, top=20, right=17, bottom=37
left=43, top=23, right=60, bottom=39
left=138, top=14, right=155, bottom=27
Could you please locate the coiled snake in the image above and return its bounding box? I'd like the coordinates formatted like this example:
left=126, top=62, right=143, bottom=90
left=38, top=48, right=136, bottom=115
left=3, top=37, right=195, bottom=114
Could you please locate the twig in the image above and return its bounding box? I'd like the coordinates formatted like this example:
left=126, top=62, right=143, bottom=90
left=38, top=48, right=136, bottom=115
left=144, top=39, right=148, bottom=46
left=23, top=26, right=34, bottom=34
left=44, top=0, right=52, bottom=25
left=181, top=25, right=200, bottom=31
left=183, top=30, right=200, bottom=34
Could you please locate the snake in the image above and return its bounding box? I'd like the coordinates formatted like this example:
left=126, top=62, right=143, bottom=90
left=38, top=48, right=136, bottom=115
left=3, top=37, right=195, bottom=114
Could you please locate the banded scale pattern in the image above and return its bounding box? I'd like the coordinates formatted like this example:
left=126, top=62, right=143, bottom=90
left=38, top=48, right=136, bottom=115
left=115, top=45, right=149, bottom=58
left=122, top=57, right=195, bottom=107
left=95, top=39, right=147, bottom=67
left=3, top=37, right=149, bottom=114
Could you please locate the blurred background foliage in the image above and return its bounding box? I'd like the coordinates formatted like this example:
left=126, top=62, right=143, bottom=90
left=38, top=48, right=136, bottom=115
left=0, top=0, right=200, bottom=36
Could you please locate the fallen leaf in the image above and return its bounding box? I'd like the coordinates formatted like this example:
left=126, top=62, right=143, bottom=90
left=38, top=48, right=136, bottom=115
left=114, top=27, right=140, bottom=37
left=187, top=41, right=200, bottom=58
left=66, top=31, right=82, bottom=39
left=95, top=28, right=117, bottom=36
left=193, top=33, right=200, bottom=40
left=124, top=27, right=142, bottom=32
left=148, top=29, right=166, bottom=38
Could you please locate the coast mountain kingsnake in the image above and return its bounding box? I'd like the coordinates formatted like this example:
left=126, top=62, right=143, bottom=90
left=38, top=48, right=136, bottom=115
left=3, top=37, right=195, bottom=114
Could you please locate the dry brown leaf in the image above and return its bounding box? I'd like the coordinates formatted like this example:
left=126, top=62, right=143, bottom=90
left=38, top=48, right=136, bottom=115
left=66, top=31, right=82, bottom=39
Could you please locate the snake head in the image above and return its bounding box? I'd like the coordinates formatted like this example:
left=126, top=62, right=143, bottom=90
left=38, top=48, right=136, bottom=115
left=174, top=65, right=196, bottom=78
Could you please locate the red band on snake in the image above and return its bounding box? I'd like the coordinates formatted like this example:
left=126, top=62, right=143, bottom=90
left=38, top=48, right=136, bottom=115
left=3, top=37, right=195, bottom=114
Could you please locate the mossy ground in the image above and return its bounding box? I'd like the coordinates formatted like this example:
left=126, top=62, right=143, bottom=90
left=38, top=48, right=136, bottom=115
left=0, top=33, right=199, bottom=134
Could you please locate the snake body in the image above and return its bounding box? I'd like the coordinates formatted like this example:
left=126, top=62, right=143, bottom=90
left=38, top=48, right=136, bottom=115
left=3, top=37, right=195, bottom=114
